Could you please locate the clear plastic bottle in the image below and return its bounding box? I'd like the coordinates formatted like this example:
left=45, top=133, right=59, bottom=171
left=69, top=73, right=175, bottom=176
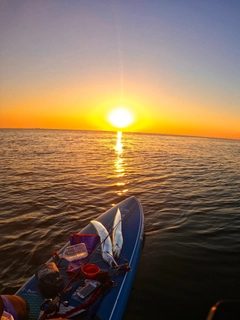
left=63, top=243, right=88, bottom=261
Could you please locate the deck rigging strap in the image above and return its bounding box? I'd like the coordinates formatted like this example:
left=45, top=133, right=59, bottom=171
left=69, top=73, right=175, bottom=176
left=46, top=272, right=113, bottom=319
left=39, top=202, right=137, bottom=319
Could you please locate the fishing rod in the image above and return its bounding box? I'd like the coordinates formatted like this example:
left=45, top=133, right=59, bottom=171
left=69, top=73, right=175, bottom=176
left=39, top=239, right=100, bottom=320
left=39, top=204, right=136, bottom=319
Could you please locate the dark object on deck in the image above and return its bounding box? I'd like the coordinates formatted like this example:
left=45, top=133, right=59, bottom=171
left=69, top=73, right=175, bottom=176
left=35, top=262, right=64, bottom=298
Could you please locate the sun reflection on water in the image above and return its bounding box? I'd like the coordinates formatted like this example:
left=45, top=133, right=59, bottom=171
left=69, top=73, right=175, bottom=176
left=114, top=131, right=128, bottom=195
left=115, top=131, right=123, bottom=155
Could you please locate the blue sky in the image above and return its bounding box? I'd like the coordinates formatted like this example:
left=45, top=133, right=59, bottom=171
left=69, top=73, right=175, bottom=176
left=1, top=0, right=240, bottom=138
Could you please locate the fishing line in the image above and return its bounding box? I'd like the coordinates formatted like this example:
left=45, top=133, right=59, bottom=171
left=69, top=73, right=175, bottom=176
left=39, top=201, right=138, bottom=319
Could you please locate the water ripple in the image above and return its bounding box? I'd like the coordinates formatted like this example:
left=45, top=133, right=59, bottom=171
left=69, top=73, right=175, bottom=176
left=1, top=130, right=240, bottom=319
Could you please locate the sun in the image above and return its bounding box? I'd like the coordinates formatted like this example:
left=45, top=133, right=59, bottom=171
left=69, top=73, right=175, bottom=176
left=107, top=107, right=134, bottom=129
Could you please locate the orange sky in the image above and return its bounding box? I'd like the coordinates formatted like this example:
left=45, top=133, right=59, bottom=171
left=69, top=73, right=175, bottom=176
left=1, top=1, right=240, bottom=140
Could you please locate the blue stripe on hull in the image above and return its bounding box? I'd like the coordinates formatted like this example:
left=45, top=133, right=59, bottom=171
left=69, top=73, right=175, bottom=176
left=15, top=196, right=144, bottom=320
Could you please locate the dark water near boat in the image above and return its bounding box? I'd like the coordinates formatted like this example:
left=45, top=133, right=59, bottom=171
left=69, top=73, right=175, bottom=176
left=1, top=129, right=240, bottom=319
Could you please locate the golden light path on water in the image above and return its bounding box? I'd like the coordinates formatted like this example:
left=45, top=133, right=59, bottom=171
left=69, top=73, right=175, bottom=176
left=114, top=131, right=128, bottom=196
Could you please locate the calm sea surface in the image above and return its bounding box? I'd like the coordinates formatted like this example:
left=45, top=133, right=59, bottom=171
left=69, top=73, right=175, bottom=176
left=1, top=129, right=240, bottom=319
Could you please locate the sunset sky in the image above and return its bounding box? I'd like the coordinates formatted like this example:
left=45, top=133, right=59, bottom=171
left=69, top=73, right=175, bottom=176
left=1, top=1, right=240, bottom=139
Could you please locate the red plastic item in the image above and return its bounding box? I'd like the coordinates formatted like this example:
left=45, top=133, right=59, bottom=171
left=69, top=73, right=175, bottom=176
left=81, top=264, right=100, bottom=279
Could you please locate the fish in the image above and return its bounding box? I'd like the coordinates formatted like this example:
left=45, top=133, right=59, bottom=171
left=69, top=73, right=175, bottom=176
left=112, top=208, right=123, bottom=259
left=91, top=220, right=118, bottom=268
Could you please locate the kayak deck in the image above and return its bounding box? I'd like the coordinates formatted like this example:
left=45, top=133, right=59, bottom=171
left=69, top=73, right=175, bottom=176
left=16, top=196, right=144, bottom=320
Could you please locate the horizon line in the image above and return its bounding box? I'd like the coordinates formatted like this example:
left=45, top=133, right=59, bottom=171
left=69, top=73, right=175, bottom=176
left=0, top=127, right=239, bottom=142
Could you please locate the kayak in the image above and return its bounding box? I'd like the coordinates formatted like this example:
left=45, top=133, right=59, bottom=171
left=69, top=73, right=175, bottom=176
left=15, top=196, right=144, bottom=320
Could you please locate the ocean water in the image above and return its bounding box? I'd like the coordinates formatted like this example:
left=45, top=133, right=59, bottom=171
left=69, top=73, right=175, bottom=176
left=1, top=129, right=240, bottom=319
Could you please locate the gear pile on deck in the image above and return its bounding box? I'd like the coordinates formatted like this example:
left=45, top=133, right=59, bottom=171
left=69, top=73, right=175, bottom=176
left=36, top=208, right=130, bottom=320
left=12, top=197, right=144, bottom=320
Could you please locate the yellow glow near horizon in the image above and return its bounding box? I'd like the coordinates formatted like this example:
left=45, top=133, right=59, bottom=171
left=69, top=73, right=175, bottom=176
left=107, top=107, right=134, bottom=129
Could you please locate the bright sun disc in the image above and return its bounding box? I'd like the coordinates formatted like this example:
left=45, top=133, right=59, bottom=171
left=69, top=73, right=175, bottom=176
left=108, top=107, right=134, bottom=128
